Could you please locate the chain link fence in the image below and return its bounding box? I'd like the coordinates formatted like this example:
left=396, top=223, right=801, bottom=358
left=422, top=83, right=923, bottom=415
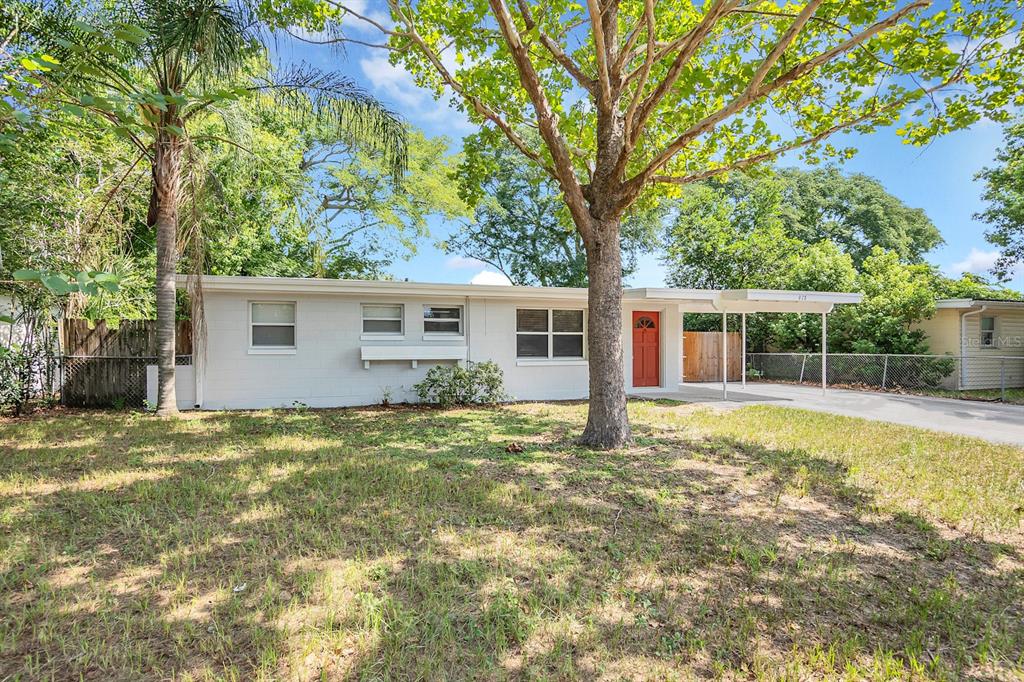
left=746, top=353, right=1024, bottom=403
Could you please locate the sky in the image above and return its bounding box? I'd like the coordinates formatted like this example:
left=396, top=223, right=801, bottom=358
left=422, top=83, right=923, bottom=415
left=272, top=31, right=1023, bottom=292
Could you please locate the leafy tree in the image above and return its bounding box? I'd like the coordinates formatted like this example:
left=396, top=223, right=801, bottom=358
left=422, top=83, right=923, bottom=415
left=765, top=246, right=937, bottom=354
left=665, top=168, right=941, bottom=278
left=0, top=107, right=148, bottom=321
left=663, top=177, right=801, bottom=289
left=277, top=0, right=1024, bottom=446
left=837, top=248, right=937, bottom=354
left=11, top=0, right=406, bottom=415
left=976, top=119, right=1024, bottom=280
left=780, top=167, right=941, bottom=265
left=445, top=135, right=659, bottom=286
left=935, top=272, right=1022, bottom=300
left=304, top=128, right=470, bottom=274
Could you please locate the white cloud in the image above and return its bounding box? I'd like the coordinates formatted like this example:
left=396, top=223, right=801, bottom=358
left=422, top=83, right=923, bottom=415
left=359, top=56, right=425, bottom=108
left=446, top=255, right=487, bottom=269
left=359, top=55, right=474, bottom=132
left=469, top=269, right=512, bottom=286
left=950, top=247, right=1000, bottom=275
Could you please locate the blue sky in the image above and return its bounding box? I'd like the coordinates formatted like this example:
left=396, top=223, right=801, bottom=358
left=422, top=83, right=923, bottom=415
left=274, top=33, right=1022, bottom=291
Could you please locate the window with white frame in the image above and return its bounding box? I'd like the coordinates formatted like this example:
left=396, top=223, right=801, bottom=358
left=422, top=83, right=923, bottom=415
left=423, top=305, right=462, bottom=334
left=250, top=302, right=295, bottom=347
left=516, top=308, right=584, bottom=358
left=362, top=304, right=403, bottom=334
left=981, top=316, right=996, bottom=347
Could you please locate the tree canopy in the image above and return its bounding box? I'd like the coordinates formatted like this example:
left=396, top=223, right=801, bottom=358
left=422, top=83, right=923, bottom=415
left=445, top=134, right=660, bottom=286
left=663, top=166, right=943, bottom=290
left=977, top=118, right=1024, bottom=281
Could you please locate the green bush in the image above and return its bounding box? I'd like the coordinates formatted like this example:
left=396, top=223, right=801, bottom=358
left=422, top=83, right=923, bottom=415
left=0, top=345, right=48, bottom=415
left=0, top=347, right=25, bottom=412
left=413, top=360, right=510, bottom=407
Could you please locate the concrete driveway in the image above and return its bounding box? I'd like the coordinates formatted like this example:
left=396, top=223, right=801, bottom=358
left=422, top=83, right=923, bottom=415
left=637, top=382, right=1024, bottom=446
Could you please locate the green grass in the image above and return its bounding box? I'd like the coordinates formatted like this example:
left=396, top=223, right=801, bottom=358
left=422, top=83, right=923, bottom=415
left=919, top=387, right=1024, bottom=405
left=1, top=402, right=1022, bottom=680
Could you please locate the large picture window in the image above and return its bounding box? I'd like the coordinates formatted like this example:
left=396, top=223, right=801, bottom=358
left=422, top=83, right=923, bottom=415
left=362, top=304, right=404, bottom=334
left=516, top=308, right=584, bottom=359
left=423, top=305, right=463, bottom=334
left=250, top=302, right=296, bottom=348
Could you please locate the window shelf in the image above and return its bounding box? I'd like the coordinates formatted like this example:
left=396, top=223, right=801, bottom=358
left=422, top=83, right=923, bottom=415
left=360, top=345, right=468, bottom=369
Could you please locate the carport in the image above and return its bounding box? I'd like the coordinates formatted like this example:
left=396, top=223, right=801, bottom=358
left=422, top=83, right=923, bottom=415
left=623, top=288, right=863, bottom=398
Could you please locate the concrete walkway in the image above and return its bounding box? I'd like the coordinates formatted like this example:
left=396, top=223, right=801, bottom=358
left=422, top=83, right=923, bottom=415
left=636, top=382, right=1024, bottom=446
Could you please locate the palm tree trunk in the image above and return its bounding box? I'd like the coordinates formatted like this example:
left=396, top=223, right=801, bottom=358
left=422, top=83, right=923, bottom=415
left=153, top=130, right=182, bottom=416
left=578, top=215, right=631, bottom=448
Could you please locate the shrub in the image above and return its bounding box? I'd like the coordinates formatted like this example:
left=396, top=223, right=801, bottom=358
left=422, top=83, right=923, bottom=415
left=0, top=347, right=26, bottom=413
left=0, top=344, right=49, bottom=415
left=413, top=360, right=510, bottom=407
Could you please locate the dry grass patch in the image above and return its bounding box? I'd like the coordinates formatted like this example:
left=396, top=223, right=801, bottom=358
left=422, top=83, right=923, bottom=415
left=0, top=403, right=1021, bottom=680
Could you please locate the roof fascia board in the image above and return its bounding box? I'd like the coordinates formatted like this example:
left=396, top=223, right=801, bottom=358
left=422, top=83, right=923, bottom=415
left=182, top=275, right=589, bottom=300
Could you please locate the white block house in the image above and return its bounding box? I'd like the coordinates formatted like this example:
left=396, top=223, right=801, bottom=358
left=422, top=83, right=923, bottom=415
left=152, top=275, right=861, bottom=410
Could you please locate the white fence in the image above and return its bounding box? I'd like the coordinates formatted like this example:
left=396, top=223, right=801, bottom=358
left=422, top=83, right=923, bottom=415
left=746, top=353, right=1024, bottom=401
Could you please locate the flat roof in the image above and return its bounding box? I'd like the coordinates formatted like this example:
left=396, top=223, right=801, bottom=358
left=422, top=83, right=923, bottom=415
left=935, top=298, right=1024, bottom=309
left=180, top=275, right=862, bottom=313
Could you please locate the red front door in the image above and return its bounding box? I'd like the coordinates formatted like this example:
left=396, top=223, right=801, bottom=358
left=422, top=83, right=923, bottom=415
left=632, top=311, right=660, bottom=387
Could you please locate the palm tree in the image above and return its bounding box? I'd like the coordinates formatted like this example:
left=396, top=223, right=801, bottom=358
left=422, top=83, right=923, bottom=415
left=19, top=0, right=406, bottom=415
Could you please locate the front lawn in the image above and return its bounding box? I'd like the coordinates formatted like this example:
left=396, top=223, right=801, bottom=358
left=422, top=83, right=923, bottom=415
left=1, top=403, right=1022, bottom=680
left=920, top=386, right=1024, bottom=405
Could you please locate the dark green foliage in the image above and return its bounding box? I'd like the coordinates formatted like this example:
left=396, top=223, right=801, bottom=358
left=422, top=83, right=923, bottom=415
left=976, top=119, right=1024, bottom=281
left=665, top=168, right=1019, bottom=354
left=413, top=361, right=510, bottom=407
left=664, top=167, right=943, bottom=289
left=446, top=134, right=660, bottom=286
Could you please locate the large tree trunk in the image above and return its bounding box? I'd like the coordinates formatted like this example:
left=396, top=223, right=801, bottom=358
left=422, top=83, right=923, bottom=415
left=578, top=216, right=631, bottom=448
left=153, top=131, right=182, bottom=416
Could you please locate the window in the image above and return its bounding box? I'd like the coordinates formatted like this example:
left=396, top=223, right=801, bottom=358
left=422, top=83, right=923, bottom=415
left=250, top=302, right=295, bottom=348
left=362, top=304, right=403, bottom=334
left=981, top=316, right=996, bottom=347
left=423, top=305, right=463, bottom=334
left=516, top=308, right=584, bottom=359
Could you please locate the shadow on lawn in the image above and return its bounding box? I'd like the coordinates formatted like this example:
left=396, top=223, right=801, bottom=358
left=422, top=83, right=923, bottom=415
left=0, top=406, right=1021, bottom=680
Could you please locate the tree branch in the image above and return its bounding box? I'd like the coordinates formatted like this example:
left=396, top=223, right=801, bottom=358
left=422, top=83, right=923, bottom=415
left=747, top=0, right=825, bottom=94
left=621, top=0, right=656, bottom=144
left=626, top=0, right=742, bottom=147
left=377, top=0, right=557, bottom=179
left=513, top=0, right=597, bottom=92
left=626, top=0, right=929, bottom=195
left=649, top=80, right=946, bottom=187
left=586, top=0, right=614, bottom=108
left=323, top=0, right=402, bottom=36
left=487, top=0, right=593, bottom=236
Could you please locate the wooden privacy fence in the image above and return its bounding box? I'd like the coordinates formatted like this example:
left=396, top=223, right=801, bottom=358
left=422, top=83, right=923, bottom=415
left=60, top=320, right=192, bottom=407
left=62, top=319, right=192, bottom=356
left=683, top=331, right=742, bottom=382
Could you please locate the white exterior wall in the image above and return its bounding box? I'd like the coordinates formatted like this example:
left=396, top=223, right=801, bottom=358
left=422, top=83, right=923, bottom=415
left=146, top=365, right=196, bottom=409
left=194, top=290, right=684, bottom=409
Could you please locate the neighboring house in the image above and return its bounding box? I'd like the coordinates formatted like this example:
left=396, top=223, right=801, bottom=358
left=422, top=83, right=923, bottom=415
left=151, top=275, right=860, bottom=410
left=913, top=298, right=1024, bottom=389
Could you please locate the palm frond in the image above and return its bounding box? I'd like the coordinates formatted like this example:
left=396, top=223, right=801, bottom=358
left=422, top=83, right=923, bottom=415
left=252, top=63, right=407, bottom=180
